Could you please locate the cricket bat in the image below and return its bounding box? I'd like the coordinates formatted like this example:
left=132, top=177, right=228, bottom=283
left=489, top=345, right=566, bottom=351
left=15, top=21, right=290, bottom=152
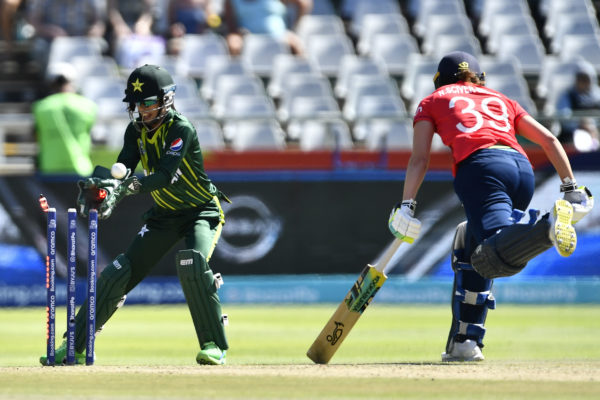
left=306, top=239, right=403, bottom=364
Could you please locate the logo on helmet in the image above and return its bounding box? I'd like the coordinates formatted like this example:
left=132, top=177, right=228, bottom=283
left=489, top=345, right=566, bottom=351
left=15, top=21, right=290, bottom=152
left=131, top=78, right=144, bottom=92
left=458, top=62, right=469, bottom=72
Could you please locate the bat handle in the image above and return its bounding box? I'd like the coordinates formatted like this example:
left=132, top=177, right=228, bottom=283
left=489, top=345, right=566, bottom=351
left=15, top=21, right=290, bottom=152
left=376, top=239, right=403, bottom=274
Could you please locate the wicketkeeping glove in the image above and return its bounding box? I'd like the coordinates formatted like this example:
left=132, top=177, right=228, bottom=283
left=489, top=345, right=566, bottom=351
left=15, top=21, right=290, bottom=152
left=97, top=176, right=141, bottom=219
left=388, top=200, right=422, bottom=244
left=76, top=177, right=119, bottom=217
left=560, top=178, right=594, bottom=224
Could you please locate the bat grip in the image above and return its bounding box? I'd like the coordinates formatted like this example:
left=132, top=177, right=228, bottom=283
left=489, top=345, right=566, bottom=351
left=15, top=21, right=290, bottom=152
left=376, top=239, right=403, bottom=274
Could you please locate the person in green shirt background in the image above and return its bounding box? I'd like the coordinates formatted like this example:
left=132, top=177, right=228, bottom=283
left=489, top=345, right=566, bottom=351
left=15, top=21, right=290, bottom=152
left=32, top=62, right=97, bottom=176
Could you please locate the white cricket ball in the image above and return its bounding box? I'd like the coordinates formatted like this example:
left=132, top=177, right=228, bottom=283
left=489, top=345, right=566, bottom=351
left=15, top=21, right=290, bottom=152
left=111, top=162, right=128, bottom=179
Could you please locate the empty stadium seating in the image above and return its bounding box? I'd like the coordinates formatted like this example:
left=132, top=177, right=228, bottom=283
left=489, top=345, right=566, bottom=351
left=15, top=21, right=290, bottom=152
left=5, top=0, right=598, bottom=162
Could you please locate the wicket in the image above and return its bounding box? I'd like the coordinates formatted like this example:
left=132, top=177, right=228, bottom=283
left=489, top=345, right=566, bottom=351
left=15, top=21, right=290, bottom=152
left=41, top=195, right=97, bottom=366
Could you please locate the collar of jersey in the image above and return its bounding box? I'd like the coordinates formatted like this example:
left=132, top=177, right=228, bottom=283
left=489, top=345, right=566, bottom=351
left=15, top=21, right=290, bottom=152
left=142, top=110, right=174, bottom=145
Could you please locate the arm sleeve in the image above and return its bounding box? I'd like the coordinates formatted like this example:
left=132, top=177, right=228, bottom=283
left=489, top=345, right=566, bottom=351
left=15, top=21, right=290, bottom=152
left=116, top=123, right=141, bottom=172
left=413, top=96, right=436, bottom=127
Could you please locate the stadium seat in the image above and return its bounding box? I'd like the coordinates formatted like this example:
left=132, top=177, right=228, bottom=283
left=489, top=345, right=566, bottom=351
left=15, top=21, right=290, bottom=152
left=420, top=14, right=475, bottom=55
left=171, top=76, right=202, bottom=102
left=479, top=55, right=523, bottom=79
left=212, top=75, right=266, bottom=118
left=47, top=36, right=105, bottom=67
left=200, top=56, right=251, bottom=100
left=559, top=34, right=600, bottom=70
left=68, top=55, right=120, bottom=82
left=334, top=55, right=388, bottom=98
left=225, top=94, right=277, bottom=120
left=343, top=75, right=400, bottom=121
left=227, top=119, right=287, bottom=151
left=135, top=54, right=180, bottom=76
left=536, top=56, right=580, bottom=99
left=427, top=33, right=483, bottom=59
left=80, top=77, right=127, bottom=103
left=176, top=33, right=229, bottom=79
left=241, top=34, right=291, bottom=77
left=550, top=14, right=600, bottom=54
left=543, top=0, right=596, bottom=38
left=356, top=13, right=410, bottom=55
left=485, top=14, right=539, bottom=54
left=414, top=0, right=469, bottom=38
left=284, top=95, right=341, bottom=124
left=175, top=98, right=211, bottom=119
left=193, top=119, right=226, bottom=151
left=305, top=33, right=356, bottom=77
left=346, top=0, right=401, bottom=36
left=297, top=14, right=346, bottom=42
left=295, top=119, right=354, bottom=151
left=478, top=0, right=532, bottom=38
left=267, top=54, right=319, bottom=98
left=496, top=34, right=545, bottom=75
left=401, top=53, right=438, bottom=101
left=359, top=118, right=413, bottom=150
left=277, top=74, right=335, bottom=121
left=368, top=33, right=420, bottom=77
left=353, top=95, right=407, bottom=120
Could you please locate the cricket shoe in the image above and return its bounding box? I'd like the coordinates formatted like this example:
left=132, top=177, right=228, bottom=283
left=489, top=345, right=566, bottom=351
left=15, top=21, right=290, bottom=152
left=549, top=200, right=576, bottom=257
left=39, top=340, right=86, bottom=366
left=196, top=342, right=226, bottom=365
left=441, top=339, right=484, bottom=362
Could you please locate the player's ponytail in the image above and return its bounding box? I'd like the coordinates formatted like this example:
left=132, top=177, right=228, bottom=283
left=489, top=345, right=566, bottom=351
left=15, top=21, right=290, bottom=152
left=456, top=70, right=485, bottom=86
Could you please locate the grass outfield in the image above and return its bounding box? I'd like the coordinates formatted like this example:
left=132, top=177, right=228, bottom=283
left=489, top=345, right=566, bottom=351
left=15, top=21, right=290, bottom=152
left=1, top=304, right=599, bottom=399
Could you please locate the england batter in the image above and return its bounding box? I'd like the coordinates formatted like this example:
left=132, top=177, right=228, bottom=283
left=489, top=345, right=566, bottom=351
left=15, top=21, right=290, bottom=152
left=389, top=52, right=593, bottom=361
left=40, top=64, right=230, bottom=365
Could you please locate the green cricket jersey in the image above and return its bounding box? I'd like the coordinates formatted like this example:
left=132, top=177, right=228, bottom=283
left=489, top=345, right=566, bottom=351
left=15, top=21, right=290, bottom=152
left=116, top=110, right=221, bottom=211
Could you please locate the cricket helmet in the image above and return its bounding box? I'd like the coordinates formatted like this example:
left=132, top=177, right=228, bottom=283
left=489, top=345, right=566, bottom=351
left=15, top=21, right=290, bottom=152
left=123, top=64, right=176, bottom=103
left=433, top=51, right=485, bottom=89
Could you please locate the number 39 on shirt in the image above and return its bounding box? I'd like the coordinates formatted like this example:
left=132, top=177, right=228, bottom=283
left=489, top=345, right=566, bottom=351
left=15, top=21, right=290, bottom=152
left=449, top=96, right=511, bottom=133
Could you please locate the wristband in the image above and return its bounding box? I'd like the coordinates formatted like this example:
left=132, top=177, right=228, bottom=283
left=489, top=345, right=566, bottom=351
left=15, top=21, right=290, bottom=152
left=560, top=177, right=577, bottom=193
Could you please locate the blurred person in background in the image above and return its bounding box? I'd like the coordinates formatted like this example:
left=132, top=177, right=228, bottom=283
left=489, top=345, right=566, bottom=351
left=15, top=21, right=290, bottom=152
left=27, top=0, right=106, bottom=67
left=32, top=62, right=96, bottom=176
left=556, top=59, right=600, bottom=152
left=1, top=0, right=26, bottom=52
left=107, top=0, right=166, bottom=68
left=223, top=0, right=312, bottom=56
left=166, top=0, right=222, bottom=55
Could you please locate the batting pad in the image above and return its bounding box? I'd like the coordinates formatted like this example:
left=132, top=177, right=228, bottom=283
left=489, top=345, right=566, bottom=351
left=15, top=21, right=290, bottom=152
left=176, top=249, right=229, bottom=350
left=471, top=217, right=552, bottom=279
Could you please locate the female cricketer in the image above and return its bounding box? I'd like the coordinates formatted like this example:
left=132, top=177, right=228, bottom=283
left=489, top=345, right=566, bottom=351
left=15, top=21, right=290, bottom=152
left=41, top=64, right=230, bottom=365
left=388, top=52, right=593, bottom=362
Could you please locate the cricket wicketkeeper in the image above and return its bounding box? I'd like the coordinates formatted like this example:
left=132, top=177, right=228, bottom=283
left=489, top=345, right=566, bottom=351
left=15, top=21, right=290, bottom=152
left=388, top=51, right=594, bottom=362
left=40, top=64, right=230, bottom=365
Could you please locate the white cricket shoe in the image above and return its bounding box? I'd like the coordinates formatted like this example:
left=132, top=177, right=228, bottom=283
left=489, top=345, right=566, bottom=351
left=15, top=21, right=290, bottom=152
left=549, top=200, right=576, bottom=257
left=441, top=339, right=484, bottom=362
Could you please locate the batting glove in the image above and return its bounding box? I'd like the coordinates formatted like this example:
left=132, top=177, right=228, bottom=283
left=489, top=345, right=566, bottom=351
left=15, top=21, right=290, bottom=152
left=388, top=200, right=422, bottom=244
left=561, top=178, right=594, bottom=224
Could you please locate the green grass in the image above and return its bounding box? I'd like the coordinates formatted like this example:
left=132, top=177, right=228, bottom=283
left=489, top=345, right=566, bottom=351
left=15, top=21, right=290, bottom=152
left=1, top=304, right=599, bottom=399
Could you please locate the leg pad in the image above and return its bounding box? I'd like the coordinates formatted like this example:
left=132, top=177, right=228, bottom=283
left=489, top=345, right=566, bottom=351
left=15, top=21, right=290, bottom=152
left=176, top=249, right=228, bottom=350
left=471, top=216, right=552, bottom=279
